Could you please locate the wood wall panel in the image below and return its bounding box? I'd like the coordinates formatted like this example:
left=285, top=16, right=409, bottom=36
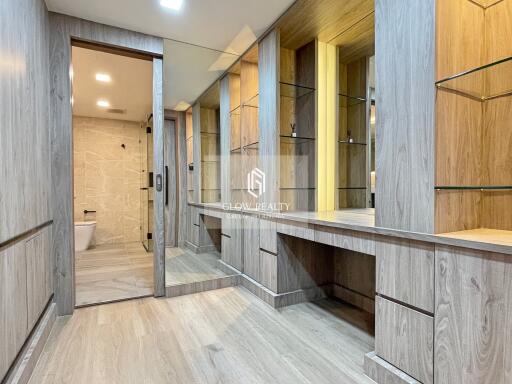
left=0, top=0, right=51, bottom=244
left=243, top=215, right=260, bottom=281
left=376, top=296, right=433, bottom=384
left=258, top=29, right=280, bottom=207
left=376, top=238, right=434, bottom=313
left=375, top=0, right=436, bottom=233
left=0, top=242, right=28, bottom=380
left=259, top=250, right=277, bottom=292
left=26, top=227, right=53, bottom=330
left=435, top=245, right=512, bottom=384
left=333, top=248, right=375, bottom=300
left=177, top=112, right=188, bottom=247
left=220, top=76, right=231, bottom=204
left=49, top=12, right=164, bottom=314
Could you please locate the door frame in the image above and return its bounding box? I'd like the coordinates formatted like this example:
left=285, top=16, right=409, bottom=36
left=49, top=13, right=165, bottom=315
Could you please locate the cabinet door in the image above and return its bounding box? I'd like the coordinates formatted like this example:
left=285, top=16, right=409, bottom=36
left=0, top=242, right=28, bottom=379
left=26, top=227, right=53, bottom=330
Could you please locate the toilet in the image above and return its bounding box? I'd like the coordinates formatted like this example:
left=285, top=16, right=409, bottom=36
left=74, top=221, right=96, bottom=252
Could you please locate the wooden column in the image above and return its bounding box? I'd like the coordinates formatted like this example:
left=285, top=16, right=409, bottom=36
left=374, top=0, right=436, bottom=233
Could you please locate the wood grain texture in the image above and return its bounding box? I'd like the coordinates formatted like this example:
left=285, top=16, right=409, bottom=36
left=243, top=214, right=260, bottom=281
left=375, top=296, right=433, bottom=384
left=258, top=29, right=280, bottom=208
left=49, top=12, right=164, bottom=314
left=314, top=225, right=375, bottom=255
left=259, top=249, right=278, bottom=292
left=334, top=248, right=375, bottom=301
left=152, top=58, right=165, bottom=297
left=435, top=245, right=512, bottom=384
left=192, top=103, right=202, bottom=204
left=176, top=112, right=188, bottom=247
left=0, top=241, right=28, bottom=380
left=332, top=12, right=375, bottom=64
left=376, top=238, right=434, bottom=313
left=259, top=218, right=277, bottom=254
left=278, top=0, right=374, bottom=50
left=364, top=351, right=421, bottom=384
left=375, top=0, right=435, bottom=233
left=220, top=75, right=231, bottom=204
left=25, top=227, right=53, bottom=330
left=164, top=119, right=177, bottom=247
left=29, top=288, right=375, bottom=384
left=0, top=0, right=52, bottom=244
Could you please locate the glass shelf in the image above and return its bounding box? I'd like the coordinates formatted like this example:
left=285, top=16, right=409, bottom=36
left=186, top=136, right=193, bottom=141
left=201, top=160, right=220, bottom=163
left=243, top=93, right=259, bottom=109
left=201, top=131, right=220, bottom=136
left=230, top=147, right=242, bottom=153
left=230, top=105, right=241, bottom=115
left=339, top=93, right=366, bottom=108
left=280, top=187, right=316, bottom=190
left=435, top=185, right=512, bottom=191
left=243, top=141, right=259, bottom=151
left=280, top=135, right=316, bottom=144
left=338, top=187, right=367, bottom=190
left=435, top=56, right=512, bottom=101
left=280, top=82, right=315, bottom=99
left=338, top=140, right=366, bottom=146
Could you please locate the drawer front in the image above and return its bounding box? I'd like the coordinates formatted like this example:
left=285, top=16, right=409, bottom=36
left=276, top=220, right=315, bottom=241
left=243, top=215, right=260, bottom=281
left=314, top=226, right=375, bottom=255
left=259, top=250, right=277, bottom=292
left=259, top=218, right=277, bottom=254
left=221, top=234, right=242, bottom=272
left=376, top=238, right=434, bottom=312
left=376, top=296, right=433, bottom=384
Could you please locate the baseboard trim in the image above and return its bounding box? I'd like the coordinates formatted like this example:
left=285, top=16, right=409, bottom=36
left=331, top=284, right=375, bottom=314
left=364, top=351, right=420, bottom=384
left=184, top=241, right=199, bottom=253
left=165, top=275, right=240, bottom=298
left=239, top=275, right=329, bottom=309
left=3, top=302, right=56, bottom=384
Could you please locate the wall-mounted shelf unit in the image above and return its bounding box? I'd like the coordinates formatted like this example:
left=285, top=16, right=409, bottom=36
left=435, top=0, right=512, bottom=243
left=279, top=39, right=317, bottom=211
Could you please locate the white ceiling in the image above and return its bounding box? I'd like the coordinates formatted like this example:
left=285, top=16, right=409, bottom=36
left=72, top=46, right=153, bottom=121
left=45, top=0, right=295, bottom=110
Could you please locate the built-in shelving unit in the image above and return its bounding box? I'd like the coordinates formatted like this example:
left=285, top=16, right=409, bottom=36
left=197, top=81, right=221, bottom=203
left=435, top=0, right=512, bottom=242
left=279, top=40, right=317, bottom=211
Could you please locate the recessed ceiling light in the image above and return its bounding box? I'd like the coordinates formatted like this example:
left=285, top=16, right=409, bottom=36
left=97, top=100, right=110, bottom=108
left=95, top=73, right=111, bottom=82
left=160, top=0, right=183, bottom=10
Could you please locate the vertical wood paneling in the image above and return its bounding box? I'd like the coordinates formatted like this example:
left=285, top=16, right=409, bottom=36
left=164, top=119, right=177, bottom=247
left=0, top=0, right=52, bottom=244
left=153, top=58, right=165, bottom=297
left=243, top=214, right=260, bottom=280
left=177, top=112, right=188, bottom=247
left=49, top=12, right=163, bottom=314
left=258, top=29, right=280, bottom=208
left=192, top=103, right=202, bottom=204
left=220, top=76, right=231, bottom=204
left=375, top=0, right=436, bottom=233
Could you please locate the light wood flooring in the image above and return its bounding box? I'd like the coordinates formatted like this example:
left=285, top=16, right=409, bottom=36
left=165, top=247, right=232, bottom=286
left=75, top=242, right=153, bottom=306
left=29, top=287, right=375, bottom=384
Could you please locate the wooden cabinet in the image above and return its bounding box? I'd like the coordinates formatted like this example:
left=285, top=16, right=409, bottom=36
left=259, top=250, right=277, bottom=292
left=244, top=215, right=260, bottom=281
left=376, top=238, right=435, bottom=313
left=375, top=296, right=433, bottom=384
left=259, top=218, right=277, bottom=254
left=0, top=242, right=28, bottom=380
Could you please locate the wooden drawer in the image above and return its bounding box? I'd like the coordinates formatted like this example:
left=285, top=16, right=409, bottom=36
left=0, top=241, right=28, bottom=380
left=376, top=238, right=434, bottom=312
left=221, top=234, right=242, bottom=272
left=314, top=225, right=375, bottom=255
left=243, top=215, right=260, bottom=281
left=259, top=218, right=277, bottom=254
left=259, top=250, right=277, bottom=292
left=376, top=296, right=433, bottom=384
left=276, top=219, right=315, bottom=241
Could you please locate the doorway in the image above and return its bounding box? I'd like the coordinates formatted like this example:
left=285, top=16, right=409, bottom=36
left=71, top=44, right=155, bottom=306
